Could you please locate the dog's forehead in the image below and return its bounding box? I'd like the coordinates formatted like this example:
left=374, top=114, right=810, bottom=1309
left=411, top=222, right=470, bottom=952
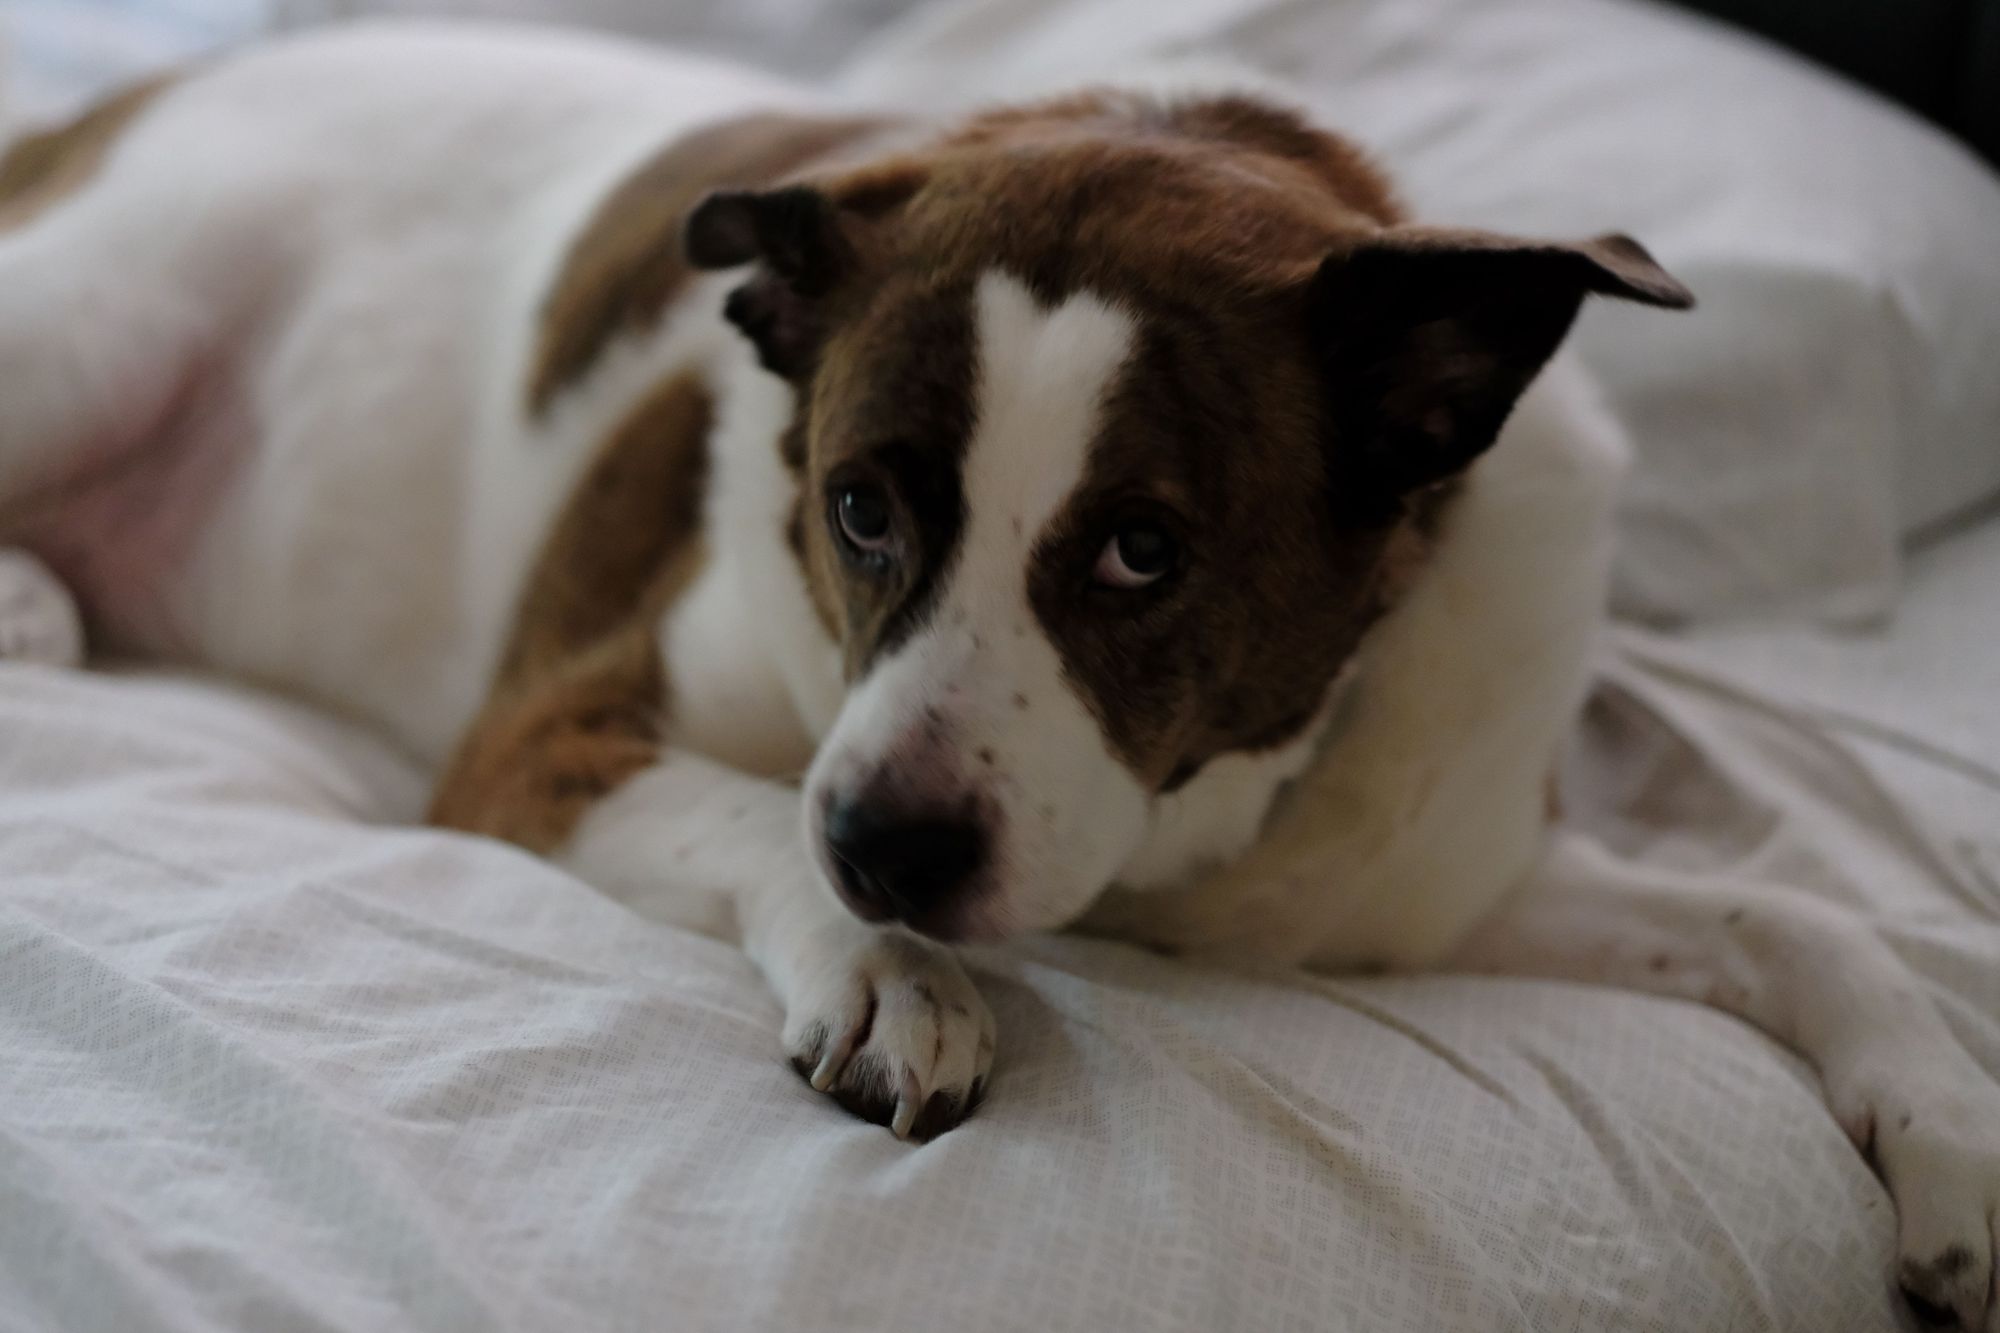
left=957, top=270, right=1137, bottom=565
left=812, top=263, right=1164, bottom=494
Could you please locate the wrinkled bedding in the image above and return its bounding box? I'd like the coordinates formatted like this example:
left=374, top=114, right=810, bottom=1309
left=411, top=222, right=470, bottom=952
left=2, top=529, right=1996, bottom=1331
left=5, top=1, right=2000, bottom=1329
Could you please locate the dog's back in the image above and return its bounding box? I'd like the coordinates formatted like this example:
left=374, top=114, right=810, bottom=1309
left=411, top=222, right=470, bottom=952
left=1, top=22, right=1648, bottom=960
left=0, top=22, right=806, bottom=758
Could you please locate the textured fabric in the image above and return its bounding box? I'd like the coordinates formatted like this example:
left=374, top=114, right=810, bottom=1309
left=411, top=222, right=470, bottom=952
left=4, top=520, right=1999, bottom=1331
left=0, top=551, right=84, bottom=668
left=0, top=680, right=1892, bottom=1332
left=3, top=4, right=1998, bottom=1328
left=1664, top=0, right=2000, bottom=165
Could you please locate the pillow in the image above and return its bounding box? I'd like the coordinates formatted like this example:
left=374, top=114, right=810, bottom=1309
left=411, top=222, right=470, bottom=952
left=2, top=0, right=273, bottom=126
left=840, top=0, right=2000, bottom=624
left=265, top=0, right=929, bottom=78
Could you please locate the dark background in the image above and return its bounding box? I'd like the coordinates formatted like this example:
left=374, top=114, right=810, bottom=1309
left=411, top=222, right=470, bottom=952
left=1677, top=0, right=2000, bottom=162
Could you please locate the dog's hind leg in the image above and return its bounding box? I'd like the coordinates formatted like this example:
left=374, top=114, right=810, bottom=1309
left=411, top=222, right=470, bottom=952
left=0, top=221, right=213, bottom=521
left=0, top=78, right=211, bottom=519
left=1452, top=832, right=2000, bottom=1333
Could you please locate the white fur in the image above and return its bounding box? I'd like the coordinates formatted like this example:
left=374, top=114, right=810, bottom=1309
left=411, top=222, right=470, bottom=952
left=805, top=272, right=1153, bottom=936
left=1, top=21, right=807, bottom=760
left=663, top=334, right=838, bottom=778
left=1455, top=834, right=2000, bottom=1330
left=6, top=31, right=1998, bottom=1290
left=1081, top=356, right=1629, bottom=968
left=1115, top=688, right=1340, bottom=891
left=563, top=747, right=993, bottom=1132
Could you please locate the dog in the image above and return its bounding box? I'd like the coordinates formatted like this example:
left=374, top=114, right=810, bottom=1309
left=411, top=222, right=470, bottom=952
left=3, top=21, right=1996, bottom=1328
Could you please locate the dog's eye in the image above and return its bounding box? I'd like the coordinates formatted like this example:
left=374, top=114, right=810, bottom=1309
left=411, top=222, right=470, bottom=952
left=835, top=484, right=894, bottom=553
left=1094, top=525, right=1177, bottom=589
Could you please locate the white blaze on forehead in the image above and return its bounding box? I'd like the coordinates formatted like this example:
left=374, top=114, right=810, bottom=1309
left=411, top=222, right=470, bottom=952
left=803, top=270, right=1152, bottom=937
left=958, top=270, right=1137, bottom=583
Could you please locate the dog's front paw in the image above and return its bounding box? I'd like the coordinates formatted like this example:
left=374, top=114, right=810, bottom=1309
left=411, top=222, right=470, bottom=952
left=1846, top=1061, right=2000, bottom=1331
left=784, top=928, right=994, bottom=1141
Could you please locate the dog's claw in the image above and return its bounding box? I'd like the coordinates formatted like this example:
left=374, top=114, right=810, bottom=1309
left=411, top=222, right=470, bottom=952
left=784, top=932, right=993, bottom=1141
left=891, top=1070, right=921, bottom=1139
left=810, top=1024, right=860, bottom=1092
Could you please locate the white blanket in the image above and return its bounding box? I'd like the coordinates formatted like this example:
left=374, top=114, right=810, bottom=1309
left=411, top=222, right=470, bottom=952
left=3, top=518, right=1996, bottom=1331
left=6, top=2, right=2000, bottom=1328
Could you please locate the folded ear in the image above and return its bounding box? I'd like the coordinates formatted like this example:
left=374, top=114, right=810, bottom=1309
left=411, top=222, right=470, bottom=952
left=684, top=186, right=852, bottom=377
left=1308, top=226, right=1693, bottom=505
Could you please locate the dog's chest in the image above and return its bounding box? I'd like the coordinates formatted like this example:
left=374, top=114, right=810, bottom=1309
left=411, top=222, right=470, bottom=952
left=1082, top=362, right=1630, bottom=969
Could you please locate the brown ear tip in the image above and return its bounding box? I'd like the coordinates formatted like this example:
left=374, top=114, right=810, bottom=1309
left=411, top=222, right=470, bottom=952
left=1634, top=271, right=1698, bottom=310
left=683, top=191, right=761, bottom=270
left=1638, top=269, right=1697, bottom=310
left=1588, top=232, right=1696, bottom=310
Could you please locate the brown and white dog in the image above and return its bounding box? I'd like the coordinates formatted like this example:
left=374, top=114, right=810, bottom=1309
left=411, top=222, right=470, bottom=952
left=3, top=21, right=1997, bottom=1328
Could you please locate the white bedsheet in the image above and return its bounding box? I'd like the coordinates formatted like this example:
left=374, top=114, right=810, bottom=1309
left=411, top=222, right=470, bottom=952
left=2, top=518, right=1996, bottom=1331
left=5, top=3, right=2000, bottom=1328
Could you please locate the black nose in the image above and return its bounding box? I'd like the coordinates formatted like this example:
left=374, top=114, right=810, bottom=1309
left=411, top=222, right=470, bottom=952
left=823, top=798, right=987, bottom=927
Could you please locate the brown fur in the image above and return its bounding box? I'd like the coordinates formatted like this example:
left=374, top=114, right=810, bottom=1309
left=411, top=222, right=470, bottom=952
left=427, top=627, right=668, bottom=853
left=772, top=93, right=1433, bottom=789
left=735, top=91, right=1677, bottom=791
left=430, top=373, right=713, bottom=850
left=0, top=75, right=177, bottom=232
left=437, top=104, right=890, bottom=846
left=497, top=372, right=713, bottom=685
left=800, top=280, right=980, bottom=675
left=442, top=85, right=1674, bottom=851
left=527, top=112, right=892, bottom=414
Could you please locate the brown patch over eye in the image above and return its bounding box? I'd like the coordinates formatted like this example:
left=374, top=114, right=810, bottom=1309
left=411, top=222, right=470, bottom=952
left=789, top=280, right=980, bottom=678
left=1028, top=315, right=1413, bottom=791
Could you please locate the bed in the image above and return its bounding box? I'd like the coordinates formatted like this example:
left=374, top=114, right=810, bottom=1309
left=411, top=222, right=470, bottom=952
left=3, top=1, right=1998, bottom=1329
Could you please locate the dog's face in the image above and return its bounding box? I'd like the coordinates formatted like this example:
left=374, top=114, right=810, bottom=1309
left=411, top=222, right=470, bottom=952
left=687, top=94, right=1689, bottom=942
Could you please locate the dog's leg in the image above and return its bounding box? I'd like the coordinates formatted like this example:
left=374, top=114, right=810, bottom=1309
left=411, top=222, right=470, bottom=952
left=1, top=78, right=222, bottom=519
left=1452, top=832, right=2000, bottom=1332
left=0, top=222, right=210, bottom=512
left=430, top=650, right=995, bottom=1141
left=565, top=749, right=996, bottom=1140
left=0, top=85, right=149, bottom=495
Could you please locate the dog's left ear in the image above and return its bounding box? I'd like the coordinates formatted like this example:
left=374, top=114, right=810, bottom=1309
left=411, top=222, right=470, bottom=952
left=685, top=186, right=851, bottom=378
left=1308, top=226, right=1693, bottom=505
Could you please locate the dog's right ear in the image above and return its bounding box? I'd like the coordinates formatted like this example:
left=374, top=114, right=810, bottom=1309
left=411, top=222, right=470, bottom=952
left=1306, top=227, right=1693, bottom=509
left=685, top=187, right=850, bottom=378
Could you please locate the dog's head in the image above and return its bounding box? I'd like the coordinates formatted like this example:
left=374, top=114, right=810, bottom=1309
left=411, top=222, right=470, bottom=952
left=686, top=92, right=1690, bottom=942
